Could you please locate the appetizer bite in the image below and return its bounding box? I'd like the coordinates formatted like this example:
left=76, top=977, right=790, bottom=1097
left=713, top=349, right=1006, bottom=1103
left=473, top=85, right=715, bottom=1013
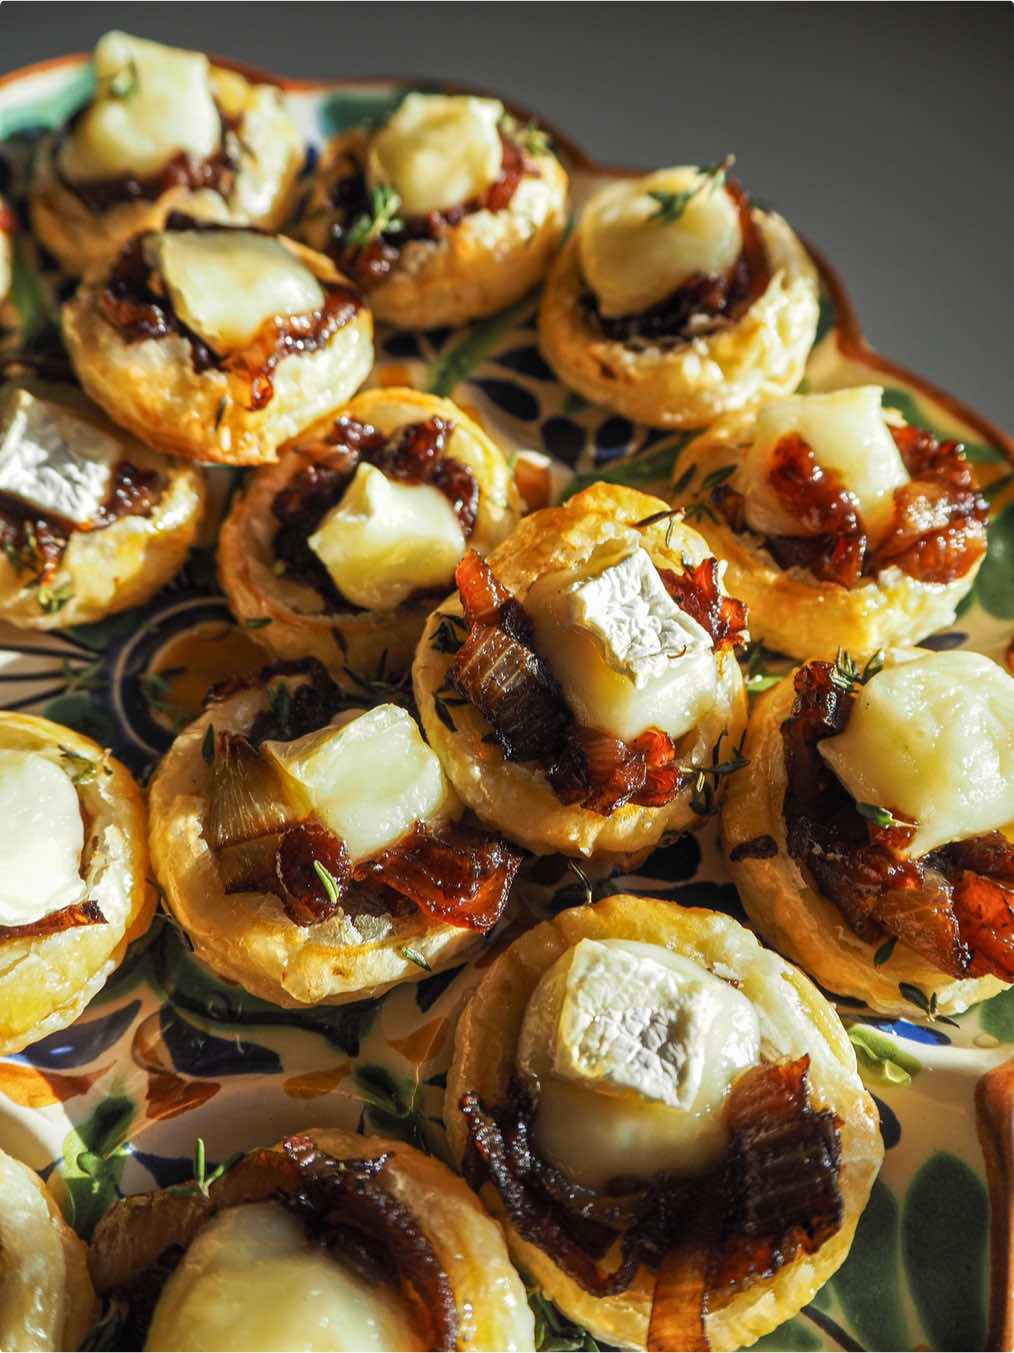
left=0, top=1147, right=97, bottom=1351
left=0, top=712, right=153, bottom=1055
left=29, top=32, right=303, bottom=276
left=63, top=216, right=373, bottom=466
left=445, top=895, right=883, bottom=1351
left=413, top=483, right=749, bottom=865
left=147, top=659, right=522, bottom=1007
left=88, top=1129, right=535, bottom=1352
left=539, top=161, right=819, bottom=428
left=218, top=387, right=521, bottom=680
left=724, top=648, right=1014, bottom=1017
left=670, top=386, right=988, bottom=659
left=0, top=378, right=204, bottom=628
left=298, top=92, right=568, bottom=329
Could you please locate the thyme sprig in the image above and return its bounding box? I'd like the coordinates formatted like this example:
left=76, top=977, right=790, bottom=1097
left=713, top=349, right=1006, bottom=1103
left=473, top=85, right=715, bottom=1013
left=500, top=111, right=552, bottom=158
left=830, top=647, right=885, bottom=694
left=37, top=579, right=74, bottom=614
left=346, top=184, right=404, bottom=249
left=856, top=801, right=903, bottom=830
left=684, top=734, right=748, bottom=817
left=168, top=1138, right=244, bottom=1199
left=648, top=154, right=734, bottom=227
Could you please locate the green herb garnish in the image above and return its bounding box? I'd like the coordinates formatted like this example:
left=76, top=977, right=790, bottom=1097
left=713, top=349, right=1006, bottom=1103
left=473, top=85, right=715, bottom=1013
left=399, top=945, right=431, bottom=971
left=313, top=859, right=341, bottom=906
left=346, top=183, right=404, bottom=249
left=169, top=1138, right=243, bottom=1199
left=648, top=154, right=733, bottom=226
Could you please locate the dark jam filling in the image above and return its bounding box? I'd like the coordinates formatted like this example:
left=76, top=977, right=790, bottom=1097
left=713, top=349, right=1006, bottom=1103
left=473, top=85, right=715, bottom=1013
left=90, top=1137, right=458, bottom=1353
left=445, top=550, right=748, bottom=816
left=325, top=131, right=531, bottom=285
left=56, top=105, right=242, bottom=213
left=270, top=414, right=479, bottom=611
left=782, top=660, right=1014, bottom=980
left=0, top=459, right=163, bottom=585
left=582, top=178, right=772, bottom=348
left=461, top=1057, right=842, bottom=1323
left=99, top=214, right=364, bottom=410
left=713, top=423, right=989, bottom=589
left=0, top=897, right=105, bottom=943
left=203, top=658, right=521, bottom=929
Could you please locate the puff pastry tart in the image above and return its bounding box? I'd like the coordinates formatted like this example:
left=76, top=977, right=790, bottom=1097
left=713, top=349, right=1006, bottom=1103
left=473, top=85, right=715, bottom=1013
left=0, top=379, right=204, bottom=629
left=724, top=648, right=1014, bottom=1017
left=87, top=1128, right=535, bottom=1352
left=0, top=712, right=153, bottom=1055
left=218, top=387, right=521, bottom=680
left=62, top=216, right=373, bottom=466
left=539, top=162, right=818, bottom=429
left=0, top=1147, right=97, bottom=1351
left=670, top=386, right=988, bottom=659
left=445, top=894, right=882, bottom=1352
left=297, top=92, right=568, bottom=329
left=147, top=658, right=523, bottom=1007
left=29, top=32, right=303, bottom=277
left=413, top=483, right=749, bottom=866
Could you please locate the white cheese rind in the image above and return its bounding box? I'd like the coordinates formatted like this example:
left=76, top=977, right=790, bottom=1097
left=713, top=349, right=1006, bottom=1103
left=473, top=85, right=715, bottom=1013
left=0, top=387, right=120, bottom=526
left=59, top=32, right=221, bottom=183
left=367, top=93, right=504, bottom=218
left=578, top=167, right=743, bottom=318
left=524, top=543, right=718, bottom=742
left=736, top=386, right=910, bottom=546
left=144, top=1202, right=424, bottom=1352
left=308, top=463, right=466, bottom=612
left=516, top=938, right=760, bottom=1189
left=262, top=703, right=459, bottom=865
left=144, top=230, right=325, bottom=355
left=819, top=651, right=1014, bottom=858
left=0, top=750, right=87, bottom=928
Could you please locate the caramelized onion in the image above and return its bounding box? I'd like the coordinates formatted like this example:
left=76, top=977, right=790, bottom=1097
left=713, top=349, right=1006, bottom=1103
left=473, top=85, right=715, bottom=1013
left=0, top=897, right=105, bottom=942
left=206, top=732, right=301, bottom=851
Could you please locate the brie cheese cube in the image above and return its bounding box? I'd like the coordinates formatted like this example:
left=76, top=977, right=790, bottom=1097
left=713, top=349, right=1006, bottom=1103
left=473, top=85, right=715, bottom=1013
left=0, top=750, right=87, bottom=928
left=308, top=462, right=466, bottom=613
left=144, top=1202, right=424, bottom=1353
left=736, top=386, right=909, bottom=546
left=0, top=387, right=119, bottom=526
left=516, top=938, right=760, bottom=1188
left=524, top=543, right=718, bottom=742
left=578, top=167, right=743, bottom=318
left=262, top=704, right=459, bottom=865
left=819, top=651, right=1014, bottom=858
left=144, top=230, right=325, bottom=355
left=367, top=93, right=504, bottom=217
left=59, top=32, right=221, bottom=183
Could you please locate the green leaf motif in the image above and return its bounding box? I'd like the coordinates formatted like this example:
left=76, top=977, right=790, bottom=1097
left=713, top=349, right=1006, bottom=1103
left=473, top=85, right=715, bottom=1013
left=749, top=1315, right=822, bottom=1350
left=902, top=1152, right=988, bottom=1352
left=317, top=86, right=410, bottom=138
left=43, top=692, right=116, bottom=746
left=879, top=385, right=1003, bottom=463
left=563, top=435, right=695, bottom=502
left=813, top=290, right=837, bottom=348
left=831, top=1176, right=911, bottom=1352
left=58, top=1093, right=134, bottom=1239
left=979, top=981, right=1014, bottom=1042
left=354, top=1063, right=451, bottom=1165
left=425, top=288, right=540, bottom=397
left=974, top=499, right=1014, bottom=619
left=847, top=1024, right=922, bottom=1087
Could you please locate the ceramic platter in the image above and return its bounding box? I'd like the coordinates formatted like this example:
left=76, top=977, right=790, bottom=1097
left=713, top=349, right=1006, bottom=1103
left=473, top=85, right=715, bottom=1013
left=2, top=56, right=1014, bottom=1353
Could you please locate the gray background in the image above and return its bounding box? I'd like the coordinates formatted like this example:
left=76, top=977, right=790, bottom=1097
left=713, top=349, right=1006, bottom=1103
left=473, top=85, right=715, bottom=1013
left=2, top=2, right=1012, bottom=437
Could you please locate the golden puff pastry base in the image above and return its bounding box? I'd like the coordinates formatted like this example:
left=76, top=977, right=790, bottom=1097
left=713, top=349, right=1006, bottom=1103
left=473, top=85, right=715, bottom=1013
left=218, top=386, right=522, bottom=681
left=445, top=894, right=883, bottom=1352
left=89, top=1128, right=535, bottom=1353
left=0, top=384, right=205, bottom=630
left=0, top=713, right=154, bottom=1056
left=722, top=663, right=1007, bottom=1017
left=147, top=677, right=489, bottom=1008
left=29, top=67, right=304, bottom=278
left=0, top=1147, right=97, bottom=1352
left=62, top=240, right=373, bottom=467
left=299, top=129, right=569, bottom=330
left=669, top=411, right=983, bottom=661
left=412, top=483, right=748, bottom=867
left=538, top=210, right=819, bottom=430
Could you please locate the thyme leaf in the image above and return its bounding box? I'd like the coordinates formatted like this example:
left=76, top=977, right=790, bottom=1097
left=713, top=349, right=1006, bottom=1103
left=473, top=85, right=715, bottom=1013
left=313, top=859, right=341, bottom=906
left=648, top=154, right=734, bottom=226
left=399, top=944, right=431, bottom=971
left=346, top=183, right=404, bottom=249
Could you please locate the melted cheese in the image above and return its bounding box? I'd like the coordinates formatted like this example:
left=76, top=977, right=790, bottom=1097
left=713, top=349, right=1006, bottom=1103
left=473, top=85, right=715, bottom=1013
left=517, top=938, right=760, bottom=1189
left=819, top=651, right=1014, bottom=857
left=0, top=387, right=120, bottom=527
left=262, top=704, right=459, bottom=865
left=144, top=230, right=325, bottom=355
left=308, top=463, right=466, bottom=612
left=144, top=1202, right=424, bottom=1352
left=524, top=542, right=718, bottom=742
left=59, top=32, right=220, bottom=183
left=367, top=93, right=504, bottom=217
left=736, top=386, right=910, bottom=547
left=0, top=750, right=87, bottom=928
left=577, top=167, right=743, bottom=318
